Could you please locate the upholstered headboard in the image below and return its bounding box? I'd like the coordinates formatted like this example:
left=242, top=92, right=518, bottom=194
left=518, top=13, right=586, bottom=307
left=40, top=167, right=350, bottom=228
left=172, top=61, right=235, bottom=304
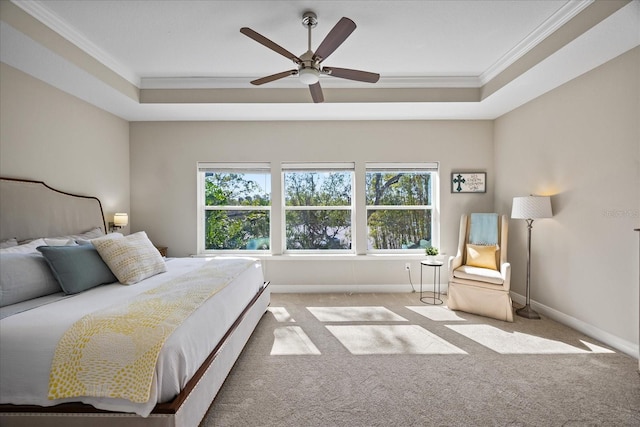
left=0, top=177, right=106, bottom=241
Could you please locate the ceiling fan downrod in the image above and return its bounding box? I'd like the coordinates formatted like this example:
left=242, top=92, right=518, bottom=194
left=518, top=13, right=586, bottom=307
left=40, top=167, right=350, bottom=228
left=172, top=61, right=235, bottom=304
left=299, top=11, right=320, bottom=84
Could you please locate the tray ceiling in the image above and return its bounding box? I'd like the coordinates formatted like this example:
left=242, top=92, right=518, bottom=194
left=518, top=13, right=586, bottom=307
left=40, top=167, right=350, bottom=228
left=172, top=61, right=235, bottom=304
left=1, top=0, right=638, bottom=120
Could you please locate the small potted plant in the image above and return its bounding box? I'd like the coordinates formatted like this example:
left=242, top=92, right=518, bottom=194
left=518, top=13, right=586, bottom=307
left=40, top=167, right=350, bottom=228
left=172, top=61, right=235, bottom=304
left=425, top=246, right=439, bottom=262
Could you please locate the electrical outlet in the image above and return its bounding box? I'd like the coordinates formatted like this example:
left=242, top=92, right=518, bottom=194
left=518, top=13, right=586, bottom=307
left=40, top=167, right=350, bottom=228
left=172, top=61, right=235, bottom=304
left=405, top=262, right=411, bottom=271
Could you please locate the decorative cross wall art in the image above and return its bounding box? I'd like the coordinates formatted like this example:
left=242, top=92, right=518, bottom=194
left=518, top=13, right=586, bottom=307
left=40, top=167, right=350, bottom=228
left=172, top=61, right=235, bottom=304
left=451, top=172, right=486, bottom=193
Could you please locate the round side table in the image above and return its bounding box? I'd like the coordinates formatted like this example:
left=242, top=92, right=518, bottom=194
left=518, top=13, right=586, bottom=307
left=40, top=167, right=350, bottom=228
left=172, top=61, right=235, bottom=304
left=420, top=260, right=443, bottom=305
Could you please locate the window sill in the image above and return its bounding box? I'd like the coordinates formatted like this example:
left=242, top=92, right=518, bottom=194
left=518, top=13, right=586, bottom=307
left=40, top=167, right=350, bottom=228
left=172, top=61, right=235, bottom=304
left=194, top=253, right=446, bottom=261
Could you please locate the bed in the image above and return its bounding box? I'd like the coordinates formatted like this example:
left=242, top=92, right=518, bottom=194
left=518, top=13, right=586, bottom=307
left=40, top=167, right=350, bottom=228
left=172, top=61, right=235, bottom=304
left=0, top=177, right=271, bottom=427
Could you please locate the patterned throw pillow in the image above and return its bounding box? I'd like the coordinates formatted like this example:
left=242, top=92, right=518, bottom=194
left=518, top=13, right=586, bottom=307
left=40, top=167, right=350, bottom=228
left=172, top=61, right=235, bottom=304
left=91, top=231, right=166, bottom=285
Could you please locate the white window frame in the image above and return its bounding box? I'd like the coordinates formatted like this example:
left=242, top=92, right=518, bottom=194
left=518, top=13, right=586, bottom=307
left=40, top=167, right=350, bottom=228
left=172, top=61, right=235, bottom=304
left=365, top=162, right=440, bottom=254
left=197, top=162, right=271, bottom=254
left=282, top=162, right=355, bottom=254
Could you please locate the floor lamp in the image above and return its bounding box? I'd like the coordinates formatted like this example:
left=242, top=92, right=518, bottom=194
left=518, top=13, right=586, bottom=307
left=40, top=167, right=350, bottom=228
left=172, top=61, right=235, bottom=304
left=511, top=195, right=553, bottom=319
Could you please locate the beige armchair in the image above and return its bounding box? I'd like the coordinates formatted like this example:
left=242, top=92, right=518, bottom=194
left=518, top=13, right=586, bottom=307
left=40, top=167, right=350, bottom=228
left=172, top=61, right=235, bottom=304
left=447, top=213, right=513, bottom=322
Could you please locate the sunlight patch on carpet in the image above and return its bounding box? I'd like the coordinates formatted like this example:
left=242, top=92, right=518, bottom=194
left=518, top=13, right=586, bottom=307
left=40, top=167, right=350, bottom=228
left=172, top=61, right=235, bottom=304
left=579, top=340, right=615, bottom=353
left=326, top=325, right=467, bottom=355
left=307, top=306, right=407, bottom=322
left=406, top=305, right=467, bottom=321
left=447, top=325, right=616, bottom=354
left=271, top=326, right=321, bottom=355
left=268, top=307, right=295, bottom=322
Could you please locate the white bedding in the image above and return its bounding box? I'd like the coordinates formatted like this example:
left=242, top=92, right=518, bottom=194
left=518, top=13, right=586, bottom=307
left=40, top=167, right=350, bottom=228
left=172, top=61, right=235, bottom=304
left=0, top=257, right=264, bottom=417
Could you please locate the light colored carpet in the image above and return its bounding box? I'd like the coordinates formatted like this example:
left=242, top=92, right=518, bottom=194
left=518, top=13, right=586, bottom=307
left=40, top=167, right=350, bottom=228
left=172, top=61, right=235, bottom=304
left=271, top=325, right=321, bottom=356
left=326, top=325, right=467, bottom=355
left=308, top=306, right=408, bottom=322
left=201, top=292, right=640, bottom=426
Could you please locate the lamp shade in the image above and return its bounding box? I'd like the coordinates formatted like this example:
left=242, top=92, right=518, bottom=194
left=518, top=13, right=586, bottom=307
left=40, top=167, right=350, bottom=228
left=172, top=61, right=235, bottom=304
left=511, top=196, right=552, bottom=219
left=113, top=213, right=128, bottom=227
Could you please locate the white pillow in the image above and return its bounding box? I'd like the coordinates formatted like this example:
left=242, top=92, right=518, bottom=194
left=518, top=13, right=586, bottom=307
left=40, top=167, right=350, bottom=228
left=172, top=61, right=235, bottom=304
left=76, top=232, right=121, bottom=246
left=0, top=238, right=47, bottom=254
left=0, top=228, right=105, bottom=255
left=70, top=227, right=105, bottom=240
left=0, top=253, right=62, bottom=306
left=0, top=238, right=18, bottom=249
left=43, top=238, right=77, bottom=246
left=91, top=231, right=166, bottom=285
left=48, top=227, right=106, bottom=243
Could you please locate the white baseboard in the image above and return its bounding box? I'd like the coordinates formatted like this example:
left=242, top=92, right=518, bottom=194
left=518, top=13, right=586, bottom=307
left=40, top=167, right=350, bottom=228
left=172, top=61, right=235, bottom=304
left=510, top=292, right=639, bottom=360
left=270, top=283, right=449, bottom=294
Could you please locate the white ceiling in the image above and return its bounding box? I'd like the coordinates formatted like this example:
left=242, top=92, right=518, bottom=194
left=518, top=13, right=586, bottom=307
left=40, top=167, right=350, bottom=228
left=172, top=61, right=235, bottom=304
left=1, top=0, right=639, bottom=121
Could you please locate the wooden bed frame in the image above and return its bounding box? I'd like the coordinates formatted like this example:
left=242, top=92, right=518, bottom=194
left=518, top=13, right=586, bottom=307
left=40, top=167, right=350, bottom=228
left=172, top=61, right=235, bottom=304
left=0, top=177, right=271, bottom=427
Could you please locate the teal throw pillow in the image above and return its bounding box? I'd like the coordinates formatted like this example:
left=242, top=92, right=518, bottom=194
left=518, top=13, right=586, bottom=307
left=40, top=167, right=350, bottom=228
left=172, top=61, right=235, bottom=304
left=37, top=244, right=118, bottom=294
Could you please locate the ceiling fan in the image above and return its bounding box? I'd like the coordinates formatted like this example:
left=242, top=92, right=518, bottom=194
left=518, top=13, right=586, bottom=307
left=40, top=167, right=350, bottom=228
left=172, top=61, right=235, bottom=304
left=240, top=11, right=380, bottom=103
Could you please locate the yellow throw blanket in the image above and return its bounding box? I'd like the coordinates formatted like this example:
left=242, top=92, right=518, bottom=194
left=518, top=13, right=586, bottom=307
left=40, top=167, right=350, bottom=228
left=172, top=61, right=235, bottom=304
left=48, top=258, right=256, bottom=403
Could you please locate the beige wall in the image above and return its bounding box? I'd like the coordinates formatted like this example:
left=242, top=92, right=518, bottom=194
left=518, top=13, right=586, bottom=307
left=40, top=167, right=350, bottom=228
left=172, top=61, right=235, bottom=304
left=130, top=120, right=495, bottom=288
left=2, top=45, right=637, bottom=357
left=494, top=47, right=640, bottom=351
left=0, top=63, right=130, bottom=227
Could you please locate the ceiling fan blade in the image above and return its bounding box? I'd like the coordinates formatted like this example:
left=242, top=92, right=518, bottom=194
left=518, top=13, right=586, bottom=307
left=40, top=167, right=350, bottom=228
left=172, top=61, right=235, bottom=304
left=240, top=27, right=301, bottom=64
left=313, top=17, right=356, bottom=62
left=309, top=82, right=324, bottom=103
left=250, top=70, right=297, bottom=86
left=323, top=67, right=380, bottom=83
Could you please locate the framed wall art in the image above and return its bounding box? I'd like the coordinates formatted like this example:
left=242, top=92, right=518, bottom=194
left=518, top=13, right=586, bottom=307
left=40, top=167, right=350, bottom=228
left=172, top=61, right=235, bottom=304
left=451, top=172, right=486, bottom=193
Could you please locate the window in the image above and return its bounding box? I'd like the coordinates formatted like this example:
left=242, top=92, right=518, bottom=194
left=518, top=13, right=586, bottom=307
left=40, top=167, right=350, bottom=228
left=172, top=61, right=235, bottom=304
left=282, top=163, right=354, bottom=252
left=197, top=161, right=438, bottom=255
left=365, top=163, right=438, bottom=252
left=198, top=163, right=270, bottom=253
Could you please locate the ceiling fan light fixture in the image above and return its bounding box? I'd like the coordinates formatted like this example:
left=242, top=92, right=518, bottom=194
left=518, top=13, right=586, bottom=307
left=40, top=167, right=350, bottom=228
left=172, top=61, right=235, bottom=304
left=241, top=12, right=378, bottom=102
left=298, top=67, right=320, bottom=85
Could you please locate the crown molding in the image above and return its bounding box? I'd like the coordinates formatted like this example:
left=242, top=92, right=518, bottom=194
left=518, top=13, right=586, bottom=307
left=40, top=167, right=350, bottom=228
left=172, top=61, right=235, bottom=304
left=140, top=75, right=482, bottom=89
left=11, top=0, right=592, bottom=92
left=11, top=0, right=140, bottom=86
left=479, top=0, right=594, bottom=85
